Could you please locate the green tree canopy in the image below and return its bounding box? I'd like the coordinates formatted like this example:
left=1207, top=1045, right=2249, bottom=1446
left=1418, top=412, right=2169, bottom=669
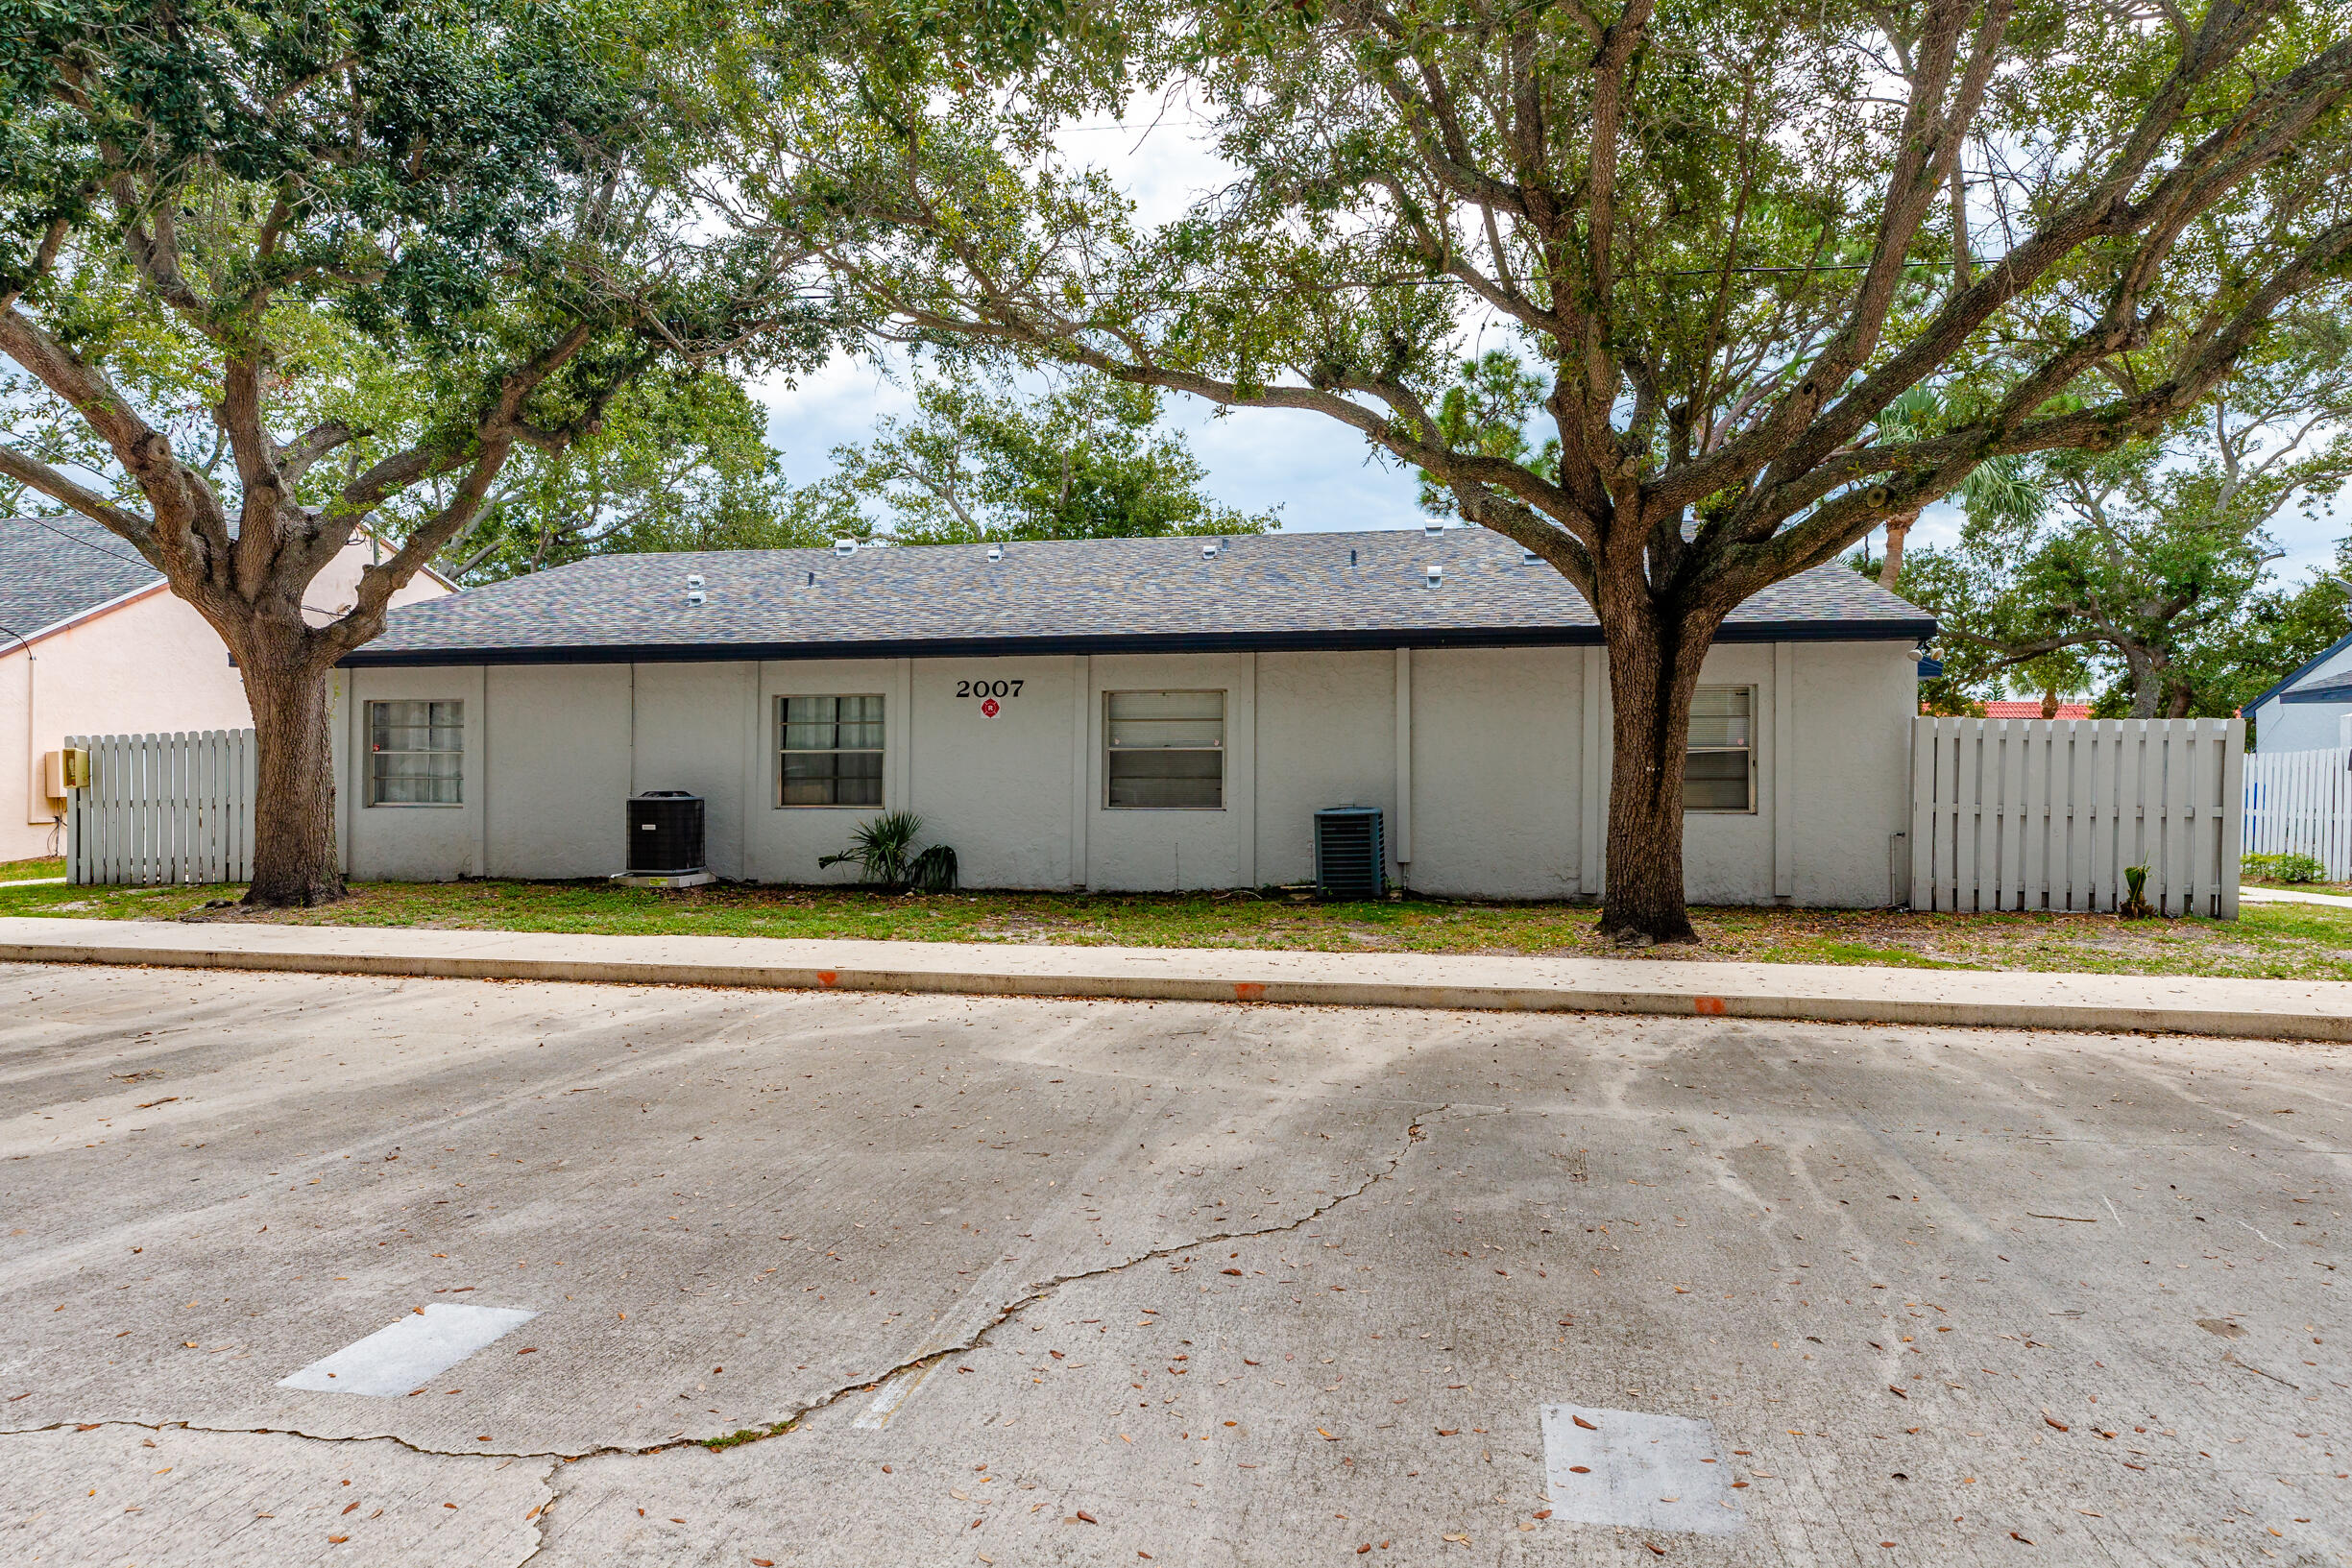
left=727, top=0, right=2352, bottom=940
left=0, top=0, right=837, bottom=901
left=835, top=371, right=1276, bottom=543
left=1903, top=305, right=2352, bottom=717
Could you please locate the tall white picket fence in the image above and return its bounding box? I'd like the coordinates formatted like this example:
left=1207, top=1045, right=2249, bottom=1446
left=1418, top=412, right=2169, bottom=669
left=66, top=730, right=257, bottom=886
left=1909, top=716, right=2242, bottom=917
left=2241, top=746, right=2352, bottom=880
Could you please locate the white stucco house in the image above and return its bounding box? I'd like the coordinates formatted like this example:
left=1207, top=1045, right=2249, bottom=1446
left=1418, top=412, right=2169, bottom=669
left=2247, top=629, right=2352, bottom=753
left=0, top=513, right=451, bottom=863
left=330, top=525, right=1937, bottom=905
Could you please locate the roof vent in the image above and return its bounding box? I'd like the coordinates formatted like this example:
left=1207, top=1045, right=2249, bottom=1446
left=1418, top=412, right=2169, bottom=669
left=687, top=589, right=705, bottom=606
left=686, top=572, right=705, bottom=607
left=1424, top=565, right=1443, bottom=589
left=1520, top=548, right=1540, bottom=565
left=832, top=537, right=858, bottom=555
left=1422, top=521, right=1444, bottom=539
left=1201, top=540, right=1220, bottom=559
left=986, top=544, right=1004, bottom=563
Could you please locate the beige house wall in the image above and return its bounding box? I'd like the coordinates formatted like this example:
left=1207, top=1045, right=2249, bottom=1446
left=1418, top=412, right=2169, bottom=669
left=2, top=537, right=449, bottom=863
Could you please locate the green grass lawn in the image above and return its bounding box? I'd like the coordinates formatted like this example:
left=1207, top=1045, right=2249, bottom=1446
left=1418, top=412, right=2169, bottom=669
left=5, top=874, right=2350, bottom=981
left=0, top=856, right=63, bottom=881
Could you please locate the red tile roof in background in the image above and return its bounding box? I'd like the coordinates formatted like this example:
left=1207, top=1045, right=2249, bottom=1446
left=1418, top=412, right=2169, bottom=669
left=1981, top=700, right=2092, bottom=719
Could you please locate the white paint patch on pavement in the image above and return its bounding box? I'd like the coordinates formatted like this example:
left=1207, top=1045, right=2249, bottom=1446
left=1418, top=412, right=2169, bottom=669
left=852, top=1366, right=927, bottom=1430
left=279, top=1304, right=538, bottom=1397
left=1540, top=1404, right=1743, bottom=1535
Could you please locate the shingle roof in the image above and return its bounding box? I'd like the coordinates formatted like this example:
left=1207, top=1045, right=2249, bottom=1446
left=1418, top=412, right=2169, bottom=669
left=0, top=514, right=163, bottom=644
left=343, top=525, right=1936, bottom=667
left=2251, top=628, right=2352, bottom=710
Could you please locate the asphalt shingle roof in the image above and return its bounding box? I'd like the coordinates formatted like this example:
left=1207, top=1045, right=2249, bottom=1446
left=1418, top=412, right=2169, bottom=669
left=0, top=514, right=163, bottom=643
left=343, top=526, right=1935, bottom=666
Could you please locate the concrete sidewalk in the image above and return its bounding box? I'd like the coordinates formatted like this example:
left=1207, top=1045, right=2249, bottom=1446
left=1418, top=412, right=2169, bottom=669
left=3, top=913, right=2349, bottom=1041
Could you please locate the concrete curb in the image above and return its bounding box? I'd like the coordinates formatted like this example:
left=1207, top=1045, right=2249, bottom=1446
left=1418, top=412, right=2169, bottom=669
left=2, top=916, right=2349, bottom=1042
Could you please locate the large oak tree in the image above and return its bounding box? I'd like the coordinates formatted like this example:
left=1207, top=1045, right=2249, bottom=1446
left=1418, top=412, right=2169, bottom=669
left=0, top=0, right=829, bottom=904
left=739, top=0, right=2352, bottom=941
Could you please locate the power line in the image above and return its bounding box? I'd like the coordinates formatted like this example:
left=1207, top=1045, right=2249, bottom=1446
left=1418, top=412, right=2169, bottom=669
left=10, top=512, right=158, bottom=573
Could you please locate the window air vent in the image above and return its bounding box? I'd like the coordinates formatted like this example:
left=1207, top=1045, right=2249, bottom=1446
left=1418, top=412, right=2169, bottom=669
left=1313, top=808, right=1385, bottom=901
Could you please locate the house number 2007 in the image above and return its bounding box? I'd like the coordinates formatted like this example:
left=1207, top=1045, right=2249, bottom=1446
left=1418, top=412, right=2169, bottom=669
left=955, top=679, right=1023, bottom=699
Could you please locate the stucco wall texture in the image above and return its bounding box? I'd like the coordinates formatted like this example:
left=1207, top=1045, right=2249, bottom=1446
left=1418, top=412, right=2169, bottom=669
left=338, top=640, right=1917, bottom=906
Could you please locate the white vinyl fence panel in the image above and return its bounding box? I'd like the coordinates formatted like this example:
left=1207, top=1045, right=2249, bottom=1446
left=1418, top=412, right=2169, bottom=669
left=66, top=730, right=256, bottom=886
left=1909, top=717, right=2242, bottom=918
left=2241, top=746, right=2352, bottom=880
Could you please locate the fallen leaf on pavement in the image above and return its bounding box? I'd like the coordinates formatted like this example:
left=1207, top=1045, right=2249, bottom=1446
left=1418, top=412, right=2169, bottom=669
left=1573, top=1415, right=1598, bottom=1431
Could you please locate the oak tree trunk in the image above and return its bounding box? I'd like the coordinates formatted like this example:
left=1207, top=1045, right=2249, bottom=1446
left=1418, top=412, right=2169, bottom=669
left=235, top=629, right=344, bottom=907
left=1597, top=603, right=1719, bottom=946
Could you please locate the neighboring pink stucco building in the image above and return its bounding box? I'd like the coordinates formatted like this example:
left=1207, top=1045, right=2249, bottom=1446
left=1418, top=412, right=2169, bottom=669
left=0, top=514, right=452, bottom=863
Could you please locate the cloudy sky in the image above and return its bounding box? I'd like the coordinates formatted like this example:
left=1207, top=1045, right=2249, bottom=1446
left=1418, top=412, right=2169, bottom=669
left=754, top=105, right=2345, bottom=583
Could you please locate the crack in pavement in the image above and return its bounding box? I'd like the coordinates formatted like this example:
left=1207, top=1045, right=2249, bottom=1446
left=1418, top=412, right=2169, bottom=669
left=0, top=1422, right=563, bottom=1568
left=618, top=1101, right=1451, bottom=1459
left=4, top=1102, right=1450, bottom=1503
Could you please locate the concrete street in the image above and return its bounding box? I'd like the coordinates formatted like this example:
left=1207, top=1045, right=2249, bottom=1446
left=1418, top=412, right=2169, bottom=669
left=0, top=961, right=2343, bottom=1566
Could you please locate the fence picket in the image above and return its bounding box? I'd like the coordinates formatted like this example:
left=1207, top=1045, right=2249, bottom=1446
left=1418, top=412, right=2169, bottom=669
left=2243, top=743, right=2352, bottom=880
left=63, top=728, right=262, bottom=886
left=1914, top=715, right=2243, bottom=918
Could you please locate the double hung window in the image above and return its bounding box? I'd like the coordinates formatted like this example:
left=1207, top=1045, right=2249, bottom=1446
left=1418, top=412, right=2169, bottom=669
left=1105, top=690, right=1224, bottom=808
left=779, top=695, right=885, bottom=807
left=367, top=700, right=462, bottom=806
left=1684, top=687, right=1756, bottom=812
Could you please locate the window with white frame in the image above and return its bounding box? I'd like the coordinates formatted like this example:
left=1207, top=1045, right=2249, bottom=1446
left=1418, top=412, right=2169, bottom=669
left=368, top=700, right=463, bottom=806
left=1684, top=687, right=1755, bottom=811
left=779, top=694, right=884, bottom=806
left=1105, top=690, right=1224, bottom=808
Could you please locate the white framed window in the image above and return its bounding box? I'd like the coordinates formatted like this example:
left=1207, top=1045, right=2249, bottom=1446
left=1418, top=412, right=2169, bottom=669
left=1105, top=689, right=1224, bottom=809
left=1684, top=686, right=1756, bottom=812
left=779, top=694, right=884, bottom=807
left=367, top=700, right=463, bottom=807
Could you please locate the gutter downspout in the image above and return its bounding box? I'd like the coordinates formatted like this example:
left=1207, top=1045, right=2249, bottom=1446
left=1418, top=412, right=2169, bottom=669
left=1394, top=646, right=1412, bottom=879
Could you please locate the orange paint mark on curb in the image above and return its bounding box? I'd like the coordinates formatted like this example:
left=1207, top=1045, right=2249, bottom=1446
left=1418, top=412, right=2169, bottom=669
left=1233, top=982, right=1267, bottom=1002
left=1693, top=996, right=1726, bottom=1016
left=816, top=971, right=838, bottom=987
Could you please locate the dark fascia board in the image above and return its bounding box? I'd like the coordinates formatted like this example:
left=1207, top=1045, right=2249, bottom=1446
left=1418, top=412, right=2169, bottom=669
left=2247, top=627, right=2352, bottom=712
left=2280, top=680, right=2352, bottom=704
left=337, top=616, right=1938, bottom=668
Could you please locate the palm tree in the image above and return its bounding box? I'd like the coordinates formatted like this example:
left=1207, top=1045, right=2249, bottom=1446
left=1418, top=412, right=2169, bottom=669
left=1871, top=387, right=2045, bottom=589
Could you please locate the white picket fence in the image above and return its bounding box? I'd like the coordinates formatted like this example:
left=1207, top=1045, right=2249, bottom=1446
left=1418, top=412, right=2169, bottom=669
left=2242, top=745, right=2352, bottom=880
left=66, top=730, right=257, bottom=886
left=1909, top=716, right=2242, bottom=917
